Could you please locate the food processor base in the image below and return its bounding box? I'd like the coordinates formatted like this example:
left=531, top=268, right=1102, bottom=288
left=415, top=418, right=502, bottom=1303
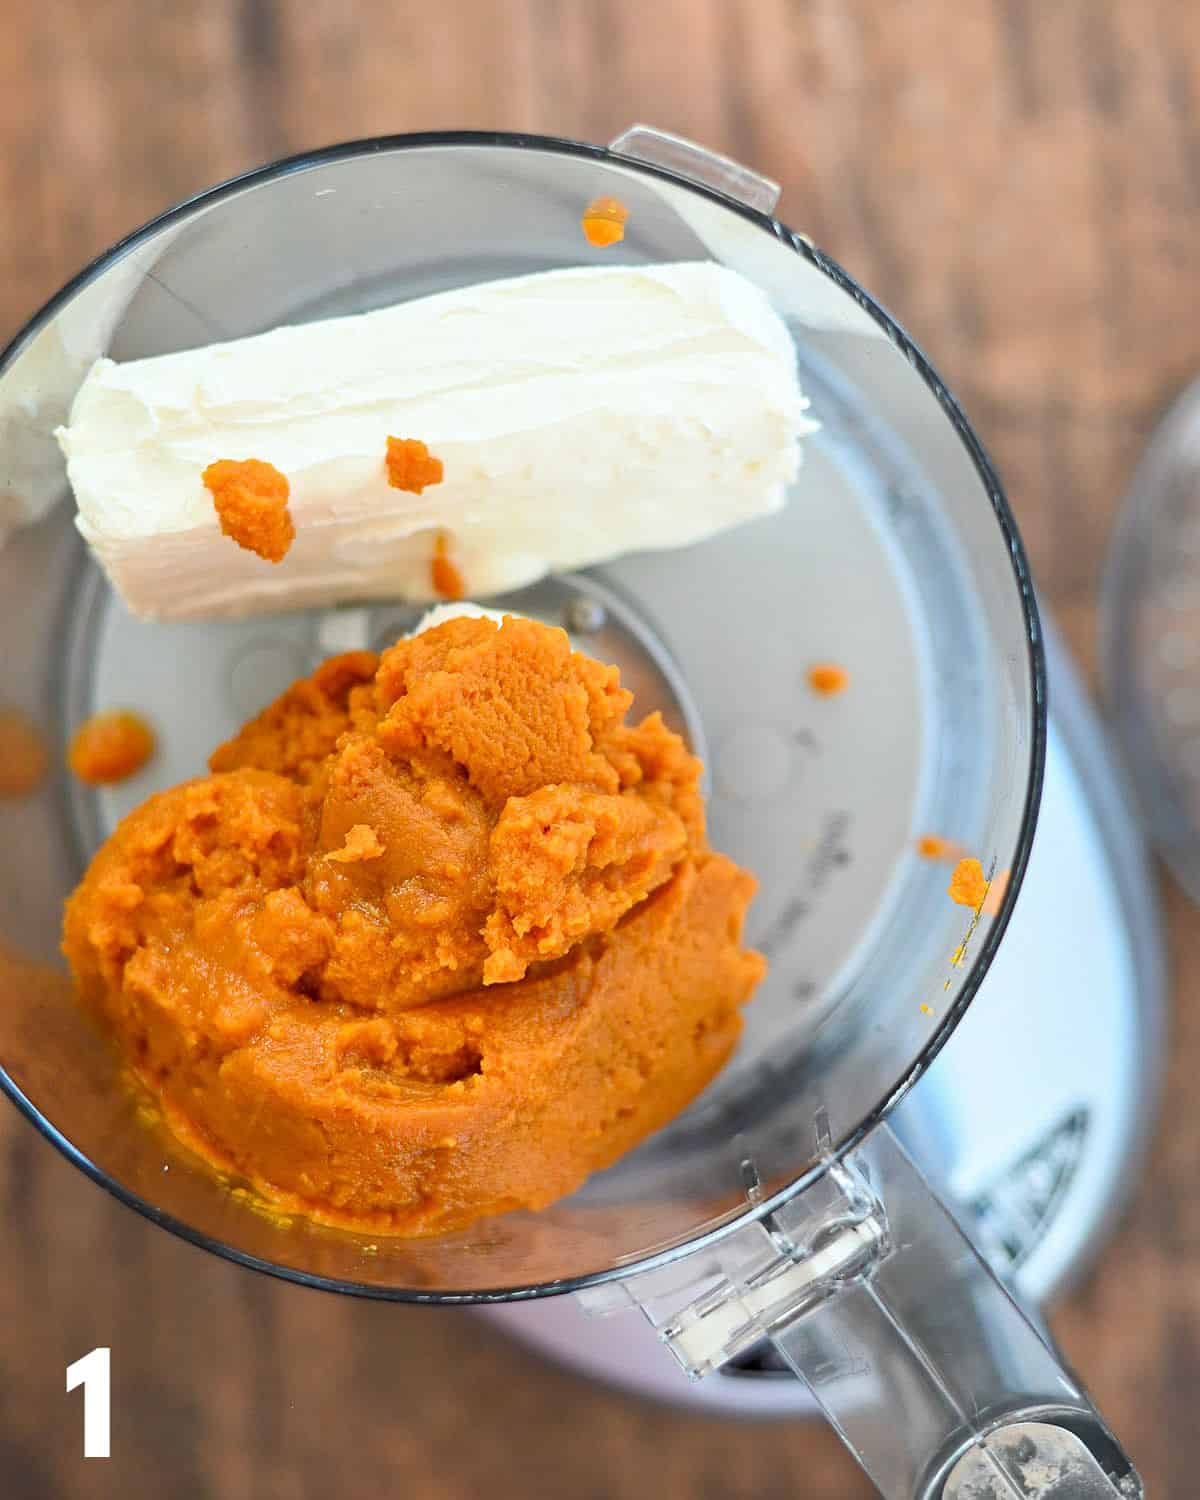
left=476, top=617, right=1166, bottom=1416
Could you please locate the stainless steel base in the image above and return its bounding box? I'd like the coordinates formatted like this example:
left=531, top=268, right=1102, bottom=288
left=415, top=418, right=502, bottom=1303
left=477, top=619, right=1166, bottom=1415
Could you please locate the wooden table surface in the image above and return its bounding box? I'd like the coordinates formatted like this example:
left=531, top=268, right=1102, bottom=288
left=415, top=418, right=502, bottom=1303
left=1, top=1, right=1197, bottom=1494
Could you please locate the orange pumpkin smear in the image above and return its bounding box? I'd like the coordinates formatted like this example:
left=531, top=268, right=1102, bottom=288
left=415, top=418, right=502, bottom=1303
left=0, top=708, right=49, bottom=798
left=948, top=857, right=988, bottom=910
left=68, top=711, right=155, bottom=786
left=807, top=663, right=850, bottom=697
left=916, top=834, right=962, bottom=861
left=581, top=196, right=629, bottom=248
left=431, top=532, right=466, bottom=600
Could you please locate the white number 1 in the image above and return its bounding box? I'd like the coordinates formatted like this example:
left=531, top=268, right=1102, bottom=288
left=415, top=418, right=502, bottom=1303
left=66, top=1347, right=110, bottom=1458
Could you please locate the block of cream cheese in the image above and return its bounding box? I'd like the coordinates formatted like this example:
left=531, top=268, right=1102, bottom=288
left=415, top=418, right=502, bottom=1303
left=57, top=262, right=817, bottom=621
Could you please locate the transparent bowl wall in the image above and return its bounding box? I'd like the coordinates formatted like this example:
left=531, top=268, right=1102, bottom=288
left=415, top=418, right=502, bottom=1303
left=0, top=136, right=1043, bottom=1298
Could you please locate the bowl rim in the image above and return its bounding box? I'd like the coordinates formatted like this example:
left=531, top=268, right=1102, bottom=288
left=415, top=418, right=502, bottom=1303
left=0, top=128, right=1048, bottom=1304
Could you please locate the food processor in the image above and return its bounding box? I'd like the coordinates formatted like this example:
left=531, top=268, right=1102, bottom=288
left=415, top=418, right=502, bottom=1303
left=0, top=127, right=1164, bottom=1498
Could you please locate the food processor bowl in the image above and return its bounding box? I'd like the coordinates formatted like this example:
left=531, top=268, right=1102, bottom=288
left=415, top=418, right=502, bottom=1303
left=0, top=129, right=1137, bottom=1498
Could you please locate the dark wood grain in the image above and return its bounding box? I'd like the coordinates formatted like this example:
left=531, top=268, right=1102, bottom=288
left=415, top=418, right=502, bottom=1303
left=1, top=0, right=1197, bottom=1494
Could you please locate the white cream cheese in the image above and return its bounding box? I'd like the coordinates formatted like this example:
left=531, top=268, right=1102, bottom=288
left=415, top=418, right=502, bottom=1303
left=57, top=261, right=817, bottom=621
left=412, top=602, right=512, bottom=635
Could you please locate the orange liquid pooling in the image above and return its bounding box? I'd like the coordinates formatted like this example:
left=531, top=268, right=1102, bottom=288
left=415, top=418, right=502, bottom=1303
left=807, top=663, right=850, bottom=697
left=202, top=458, right=295, bottom=563
left=0, top=707, right=49, bottom=798
left=68, top=711, right=155, bottom=786
left=581, top=196, right=629, bottom=247
left=386, top=437, right=444, bottom=494
left=947, top=856, right=988, bottom=909
left=62, top=615, right=765, bottom=1236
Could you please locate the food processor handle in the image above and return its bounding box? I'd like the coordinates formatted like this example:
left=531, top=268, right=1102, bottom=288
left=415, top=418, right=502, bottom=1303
left=598, top=1123, right=1141, bottom=1496
left=764, top=1125, right=1142, bottom=1498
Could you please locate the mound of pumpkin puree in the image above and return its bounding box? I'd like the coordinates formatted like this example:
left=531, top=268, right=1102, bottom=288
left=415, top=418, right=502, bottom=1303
left=63, top=614, right=765, bottom=1235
